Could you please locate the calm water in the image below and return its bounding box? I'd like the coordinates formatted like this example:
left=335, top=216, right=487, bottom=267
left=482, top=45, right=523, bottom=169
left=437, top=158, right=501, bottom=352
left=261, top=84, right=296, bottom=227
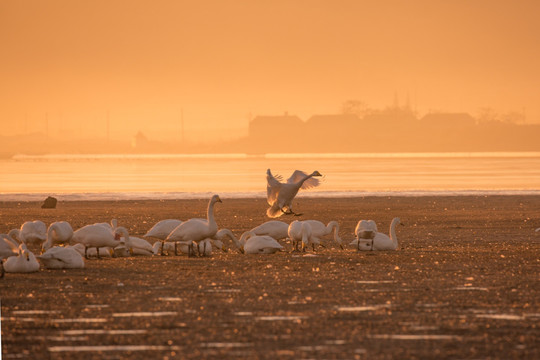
left=1, top=152, right=539, bottom=200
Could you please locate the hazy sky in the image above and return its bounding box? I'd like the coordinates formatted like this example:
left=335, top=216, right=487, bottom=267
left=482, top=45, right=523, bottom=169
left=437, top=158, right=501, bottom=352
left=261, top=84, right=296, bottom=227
left=1, top=0, right=539, bottom=142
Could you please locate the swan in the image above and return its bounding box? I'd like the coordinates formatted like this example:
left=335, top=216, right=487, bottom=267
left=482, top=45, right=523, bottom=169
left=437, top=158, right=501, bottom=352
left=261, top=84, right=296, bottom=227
left=266, top=169, right=322, bottom=217
left=288, top=220, right=314, bottom=252
left=0, top=233, right=19, bottom=259
left=303, top=220, right=344, bottom=250
left=72, top=223, right=132, bottom=259
left=355, top=217, right=403, bottom=251
left=42, top=221, right=74, bottom=252
left=240, top=221, right=289, bottom=242
left=196, top=229, right=236, bottom=256
left=10, top=220, right=47, bottom=246
left=240, top=231, right=283, bottom=254
left=152, top=241, right=189, bottom=255
left=4, top=243, right=40, bottom=273
left=70, top=243, right=113, bottom=258
left=37, top=246, right=85, bottom=269
left=164, top=194, right=222, bottom=256
left=116, top=235, right=153, bottom=256
left=144, top=219, right=183, bottom=239
left=349, top=220, right=379, bottom=249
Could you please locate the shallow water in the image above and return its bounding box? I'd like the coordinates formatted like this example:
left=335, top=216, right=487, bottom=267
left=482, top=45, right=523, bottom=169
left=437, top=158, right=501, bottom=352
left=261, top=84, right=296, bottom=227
left=1, top=152, right=539, bottom=200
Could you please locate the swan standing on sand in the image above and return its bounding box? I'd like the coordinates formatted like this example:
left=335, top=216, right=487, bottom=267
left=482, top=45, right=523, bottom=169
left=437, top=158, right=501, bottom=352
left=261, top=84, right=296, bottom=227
left=354, top=217, right=403, bottom=251
left=42, top=221, right=74, bottom=252
left=4, top=243, right=40, bottom=273
left=145, top=219, right=183, bottom=240
left=164, top=194, right=222, bottom=256
left=72, top=224, right=132, bottom=259
left=241, top=221, right=289, bottom=242
left=37, top=246, right=85, bottom=269
left=266, top=169, right=322, bottom=217
left=303, top=220, right=344, bottom=250
left=288, top=220, right=314, bottom=252
left=349, top=220, right=379, bottom=249
left=10, top=220, right=47, bottom=246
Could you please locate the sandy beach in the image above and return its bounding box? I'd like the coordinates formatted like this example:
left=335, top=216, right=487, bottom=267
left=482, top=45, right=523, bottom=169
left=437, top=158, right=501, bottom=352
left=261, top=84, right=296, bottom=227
left=1, top=195, right=539, bottom=359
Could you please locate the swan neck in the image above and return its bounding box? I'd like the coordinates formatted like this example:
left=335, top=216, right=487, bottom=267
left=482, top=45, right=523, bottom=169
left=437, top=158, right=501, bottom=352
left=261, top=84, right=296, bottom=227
left=327, top=221, right=342, bottom=244
left=389, top=219, right=399, bottom=246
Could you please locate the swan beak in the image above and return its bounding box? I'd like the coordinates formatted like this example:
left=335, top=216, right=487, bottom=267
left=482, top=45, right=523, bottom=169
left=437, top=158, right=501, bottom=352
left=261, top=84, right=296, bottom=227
left=130, top=247, right=134, bottom=255
left=108, top=248, right=114, bottom=257
left=238, top=246, right=245, bottom=254
left=25, top=253, right=30, bottom=261
left=222, top=247, right=228, bottom=253
left=114, top=233, right=121, bottom=240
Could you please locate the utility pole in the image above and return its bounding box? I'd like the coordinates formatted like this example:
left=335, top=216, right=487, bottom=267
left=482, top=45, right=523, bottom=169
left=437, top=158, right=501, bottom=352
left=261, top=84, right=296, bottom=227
left=106, top=111, right=110, bottom=148
left=181, top=108, right=185, bottom=144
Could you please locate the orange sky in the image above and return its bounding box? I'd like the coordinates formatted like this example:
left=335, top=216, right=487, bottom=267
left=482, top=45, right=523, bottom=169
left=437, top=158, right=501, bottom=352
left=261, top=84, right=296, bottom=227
left=1, top=0, right=539, bottom=142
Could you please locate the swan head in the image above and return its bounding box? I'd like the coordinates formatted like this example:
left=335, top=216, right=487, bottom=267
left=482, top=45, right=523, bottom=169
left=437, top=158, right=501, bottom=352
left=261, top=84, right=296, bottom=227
left=211, top=194, right=222, bottom=204
left=312, top=170, right=322, bottom=177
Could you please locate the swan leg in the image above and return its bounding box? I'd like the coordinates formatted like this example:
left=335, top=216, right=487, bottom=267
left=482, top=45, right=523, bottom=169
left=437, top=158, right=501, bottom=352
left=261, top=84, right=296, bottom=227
left=96, top=247, right=101, bottom=259
left=160, top=241, right=166, bottom=256
left=174, top=242, right=178, bottom=256
left=0, top=261, right=5, bottom=279
left=203, top=242, right=207, bottom=257
left=85, top=246, right=89, bottom=259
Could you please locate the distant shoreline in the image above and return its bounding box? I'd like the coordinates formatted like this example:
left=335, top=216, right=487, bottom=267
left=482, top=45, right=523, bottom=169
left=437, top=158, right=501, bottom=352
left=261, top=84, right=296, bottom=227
left=2, top=190, right=540, bottom=202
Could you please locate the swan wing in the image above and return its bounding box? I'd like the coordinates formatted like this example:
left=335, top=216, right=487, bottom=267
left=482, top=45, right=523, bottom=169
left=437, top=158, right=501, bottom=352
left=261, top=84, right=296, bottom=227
left=287, top=170, right=321, bottom=190
left=266, top=170, right=283, bottom=205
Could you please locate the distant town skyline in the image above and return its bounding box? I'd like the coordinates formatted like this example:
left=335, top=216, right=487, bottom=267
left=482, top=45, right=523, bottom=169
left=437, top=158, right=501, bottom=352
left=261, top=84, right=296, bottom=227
left=1, top=1, right=539, bottom=145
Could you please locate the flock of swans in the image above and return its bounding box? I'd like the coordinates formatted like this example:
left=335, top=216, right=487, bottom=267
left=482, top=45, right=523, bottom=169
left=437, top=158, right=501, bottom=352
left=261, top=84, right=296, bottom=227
left=0, top=169, right=404, bottom=276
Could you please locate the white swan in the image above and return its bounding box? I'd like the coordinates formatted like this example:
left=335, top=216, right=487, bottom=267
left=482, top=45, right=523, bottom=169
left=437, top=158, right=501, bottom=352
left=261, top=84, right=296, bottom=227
left=266, top=169, right=322, bottom=217
left=72, top=224, right=132, bottom=259
left=70, top=243, right=113, bottom=258
left=116, top=236, right=153, bottom=256
left=144, top=219, right=183, bottom=239
left=240, top=231, right=283, bottom=254
left=4, top=243, right=40, bottom=273
left=288, top=220, right=314, bottom=252
left=355, top=217, right=402, bottom=251
left=303, top=220, right=343, bottom=250
left=241, top=221, right=289, bottom=242
left=37, top=246, right=85, bottom=269
left=0, top=233, right=19, bottom=259
left=349, top=220, right=379, bottom=248
left=196, top=228, right=236, bottom=256
left=10, top=220, right=47, bottom=246
left=42, top=221, right=74, bottom=252
left=164, top=194, right=222, bottom=256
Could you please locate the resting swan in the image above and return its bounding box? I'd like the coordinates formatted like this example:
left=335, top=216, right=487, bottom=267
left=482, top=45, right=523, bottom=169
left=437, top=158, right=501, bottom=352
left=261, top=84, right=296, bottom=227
left=240, top=231, right=283, bottom=254
left=4, top=243, right=40, bottom=273
left=0, top=233, right=19, bottom=259
left=266, top=169, right=322, bottom=217
left=37, top=246, right=85, bottom=269
left=354, top=217, right=403, bottom=251
left=164, top=194, right=221, bottom=256
left=42, top=221, right=74, bottom=252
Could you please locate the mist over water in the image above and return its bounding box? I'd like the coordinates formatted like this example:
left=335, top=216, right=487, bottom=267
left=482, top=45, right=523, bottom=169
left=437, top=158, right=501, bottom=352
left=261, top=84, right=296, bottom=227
left=1, top=152, right=539, bottom=201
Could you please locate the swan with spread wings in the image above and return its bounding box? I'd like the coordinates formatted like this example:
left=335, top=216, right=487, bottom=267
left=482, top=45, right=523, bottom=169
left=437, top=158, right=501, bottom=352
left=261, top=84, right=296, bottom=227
left=266, top=169, right=322, bottom=218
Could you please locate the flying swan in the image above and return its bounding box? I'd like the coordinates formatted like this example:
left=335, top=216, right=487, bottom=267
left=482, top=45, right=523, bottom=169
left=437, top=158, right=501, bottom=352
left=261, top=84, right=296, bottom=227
left=266, top=169, right=322, bottom=218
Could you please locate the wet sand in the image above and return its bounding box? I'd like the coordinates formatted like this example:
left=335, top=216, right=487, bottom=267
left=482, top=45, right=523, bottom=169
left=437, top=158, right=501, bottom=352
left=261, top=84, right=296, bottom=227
left=1, top=196, right=539, bottom=359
